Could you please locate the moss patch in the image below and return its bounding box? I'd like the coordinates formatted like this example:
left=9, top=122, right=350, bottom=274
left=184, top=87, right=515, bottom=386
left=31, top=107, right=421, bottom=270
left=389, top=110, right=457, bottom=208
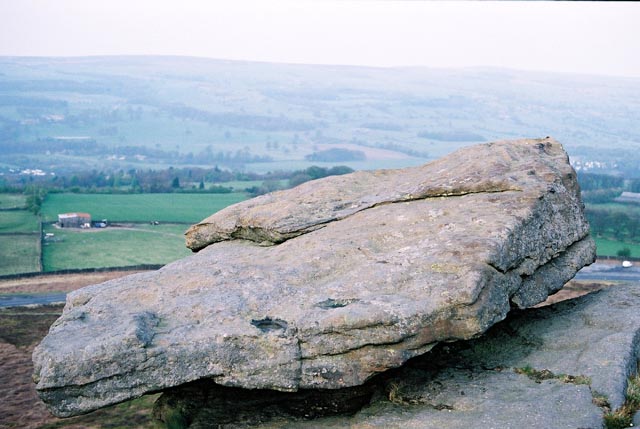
left=514, top=365, right=591, bottom=386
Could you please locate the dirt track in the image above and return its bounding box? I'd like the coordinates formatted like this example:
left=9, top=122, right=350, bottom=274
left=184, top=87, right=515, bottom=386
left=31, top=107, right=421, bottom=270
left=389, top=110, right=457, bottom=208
left=0, top=270, right=149, bottom=294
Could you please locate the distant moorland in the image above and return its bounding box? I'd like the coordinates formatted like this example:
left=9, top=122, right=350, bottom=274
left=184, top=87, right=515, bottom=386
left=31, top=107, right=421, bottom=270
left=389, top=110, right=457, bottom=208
left=1, top=56, right=639, bottom=180
left=1, top=56, right=640, bottom=276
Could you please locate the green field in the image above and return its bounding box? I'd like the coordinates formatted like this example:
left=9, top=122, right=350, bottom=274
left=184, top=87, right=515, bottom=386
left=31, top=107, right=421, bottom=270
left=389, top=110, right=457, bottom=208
left=41, top=192, right=248, bottom=223
left=588, top=202, right=640, bottom=213
left=218, top=180, right=277, bottom=190
left=42, top=223, right=192, bottom=271
left=0, top=234, right=40, bottom=275
left=0, top=210, right=40, bottom=233
left=0, top=194, right=26, bottom=209
left=593, top=237, right=640, bottom=259
left=0, top=198, right=41, bottom=275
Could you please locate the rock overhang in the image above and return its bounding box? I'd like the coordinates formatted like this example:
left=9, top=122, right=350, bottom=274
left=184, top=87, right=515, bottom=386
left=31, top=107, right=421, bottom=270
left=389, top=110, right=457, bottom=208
left=32, top=137, right=596, bottom=417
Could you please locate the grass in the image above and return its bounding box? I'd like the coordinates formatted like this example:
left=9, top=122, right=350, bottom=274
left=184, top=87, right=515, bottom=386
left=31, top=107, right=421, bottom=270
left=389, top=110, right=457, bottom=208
left=588, top=202, right=640, bottom=214
left=41, top=223, right=192, bottom=271
left=0, top=193, right=26, bottom=209
left=40, top=192, right=248, bottom=223
left=0, top=234, right=40, bottom=276
left=603, top=373, right=640, bottom=429
left=218, top=180, right=282, bottom=190
left=0, top=210, right=40, bottom=233
left=593, top=237, right=640, bottom=258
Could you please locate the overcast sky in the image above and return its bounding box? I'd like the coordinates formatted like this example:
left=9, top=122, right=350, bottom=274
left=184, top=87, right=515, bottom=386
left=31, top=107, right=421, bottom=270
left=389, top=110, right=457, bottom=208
left=1, top=0, right=639, bottom=78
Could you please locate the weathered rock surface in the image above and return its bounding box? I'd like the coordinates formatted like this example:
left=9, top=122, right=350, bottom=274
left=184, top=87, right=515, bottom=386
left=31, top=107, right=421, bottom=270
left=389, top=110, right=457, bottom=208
left=186, top=137, right=582, bottom=252
left=33, top=138, right=595, bottom=417
left=154, top=284, right=640, bottom=429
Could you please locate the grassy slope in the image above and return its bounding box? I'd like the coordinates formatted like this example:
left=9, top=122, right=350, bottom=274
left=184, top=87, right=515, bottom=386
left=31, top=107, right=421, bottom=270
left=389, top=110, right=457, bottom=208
left=0, top=196, right=41, bottom=275
left=42, top=223, right=192, bottom=271
left=587, top=202, right=640, bottom=257
left=593, top=237, right=640, bottom=258
left=41, top=192, right=248, bottom=223
left=2, top=56, right=640, bottom=177
left=0, top=210, right=40, bottom=233
left=0, top=192, right=248, bottom=274
left=0, top=194, right=27, bottom=209
left=0, top=234, right=40, bottom=276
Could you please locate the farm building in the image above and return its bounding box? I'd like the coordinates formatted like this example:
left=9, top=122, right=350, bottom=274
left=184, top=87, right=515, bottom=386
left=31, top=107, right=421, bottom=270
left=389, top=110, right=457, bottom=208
left=615, top=192, right=640, bottom=204
left=58, top=212, right=92, bottom=228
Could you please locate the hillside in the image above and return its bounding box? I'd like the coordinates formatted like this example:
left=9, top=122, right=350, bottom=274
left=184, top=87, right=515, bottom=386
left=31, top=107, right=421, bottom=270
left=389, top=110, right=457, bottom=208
left=1, top=56, right=640, bottom=178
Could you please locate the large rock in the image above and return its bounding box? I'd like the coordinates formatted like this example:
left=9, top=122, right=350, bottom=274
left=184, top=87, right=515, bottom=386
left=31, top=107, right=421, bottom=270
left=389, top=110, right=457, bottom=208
left=33, top=138, right=595, bottom=417
left=154, top=283, right=640, bottom=428
left=186, top=137, right=581, bottom=252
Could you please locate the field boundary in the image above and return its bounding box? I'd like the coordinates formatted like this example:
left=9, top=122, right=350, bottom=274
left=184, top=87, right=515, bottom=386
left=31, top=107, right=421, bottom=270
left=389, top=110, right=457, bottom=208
left=0, top=232, right=40, bottom=236
left=38, top=219, right=43, bottom=272
left=596, top=255, right=640, bottom=262
left=0, top=264, right=164, bottom=281
left=42, top=220, right=193, bottom=225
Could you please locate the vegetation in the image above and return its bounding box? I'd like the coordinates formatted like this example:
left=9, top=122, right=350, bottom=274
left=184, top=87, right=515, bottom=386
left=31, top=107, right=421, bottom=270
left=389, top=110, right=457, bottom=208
left=1, top=57, right=640, bottom=275
left=0, top=210, right=39, bottom=233
left=0, top=193, right=42, bottom=275
left=25, top=186, right=47, bottom=214
left=0, top=234, right=40, bottom=276
left=578, top=172, right=624, bottom=191
left=1, top=164, right=354, bottom=201
left=617, top=247, right=631, bottom=258
left=514, top=365, right=591, bottom=385
left=306, top=148, right=366, bottom=162
left=40, top=193, right=247, bottom=223
left=512, top=364, right=640, bottom=429
left=573, top=172, right=640, bottom=258
left=592, top=238, right=640, bottom=259
left=42, top=223, right=192, bottom=271
left=0, top=193, right=26, bottom=209
left=1, top=165, right=354, bottom=275
left=586, top=206, right=640, bottom=243
left=603, top=373, right=640, bottom=429
left=2, top=56, right=639, bottom=182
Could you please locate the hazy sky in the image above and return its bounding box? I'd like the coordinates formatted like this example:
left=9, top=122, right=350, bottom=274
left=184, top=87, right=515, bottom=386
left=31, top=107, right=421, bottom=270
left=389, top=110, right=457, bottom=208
left=1, top=0, right=639, bottom=78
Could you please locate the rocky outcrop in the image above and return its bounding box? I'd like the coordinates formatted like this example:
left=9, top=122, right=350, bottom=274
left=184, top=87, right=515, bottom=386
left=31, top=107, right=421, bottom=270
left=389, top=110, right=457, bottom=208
left=32, top=138, right=595, bottom=417
left=153, top=283, right=640, bottom=428
left=186, top=137, right=582, bottom=252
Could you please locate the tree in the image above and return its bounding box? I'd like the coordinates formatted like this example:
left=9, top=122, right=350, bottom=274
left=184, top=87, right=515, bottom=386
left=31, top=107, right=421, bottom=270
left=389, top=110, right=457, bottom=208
left=25, top=187, right=47, bottom=215
left=617, top=247, right=632, bottom=258
left=171, top=177, right=180, bottom=189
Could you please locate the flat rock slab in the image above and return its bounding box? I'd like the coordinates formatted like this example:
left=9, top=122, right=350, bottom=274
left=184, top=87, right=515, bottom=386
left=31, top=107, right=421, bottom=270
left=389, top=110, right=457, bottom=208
left=155, top=284, right=640, bottom=429
left=186, top=137, right=583, bottom=252
left=33, top=138, right=595, bottom=416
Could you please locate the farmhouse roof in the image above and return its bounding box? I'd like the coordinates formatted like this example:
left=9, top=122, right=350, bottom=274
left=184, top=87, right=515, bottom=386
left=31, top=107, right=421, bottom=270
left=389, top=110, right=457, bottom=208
left=58, top=212, right=91, bottom=219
